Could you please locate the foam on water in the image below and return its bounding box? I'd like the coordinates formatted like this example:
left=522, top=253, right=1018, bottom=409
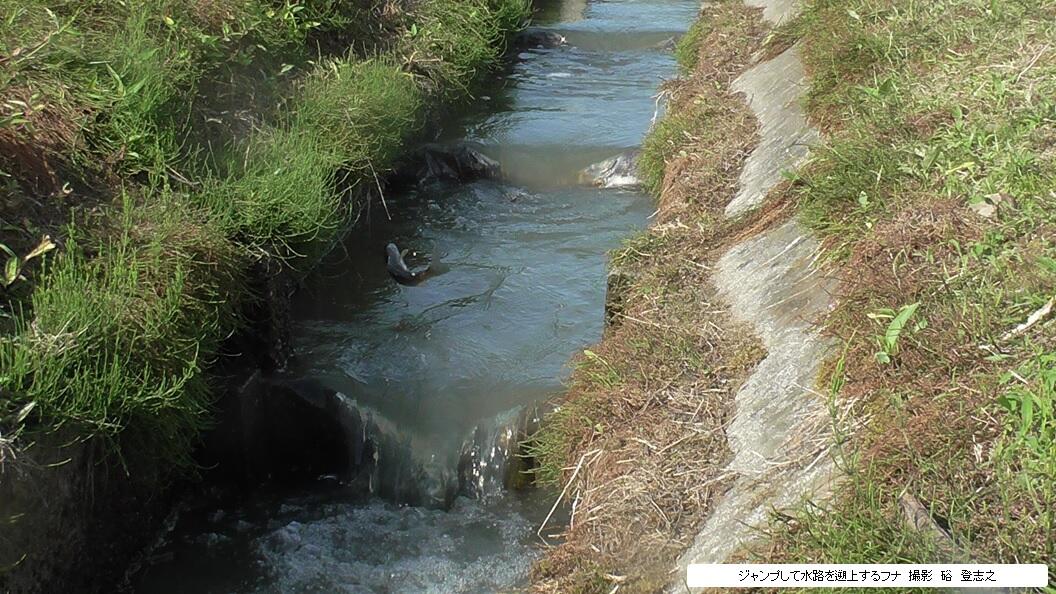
left=254, top=497, right=540, bottom=594
left=136, top=491, right=548, bottom=594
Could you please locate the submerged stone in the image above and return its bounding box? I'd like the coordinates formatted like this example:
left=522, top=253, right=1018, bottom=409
left=236, top=376, right=373, bottom=486
left=399, top=143, right=502, bottom=186
left=512, top=28, right=567, bottom=49
left=579, top=150, right=641, bottom=189
left=653, top=36, right=678, bottom=51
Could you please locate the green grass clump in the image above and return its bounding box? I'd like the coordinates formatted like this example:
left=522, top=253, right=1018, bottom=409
left=404, top=0, right=529, bottom=94
left=295, top=58, right=424, bottom=171
left=202, top=58, right=424, bottom=250
left=993, top=350, right=1056, bottom=540
left=81, top=9, right=200, bottom=179
left=200, top=127, right=343, bottom=250
left=0, top=0, right=530, bottom=475
left=674, top=18, right=709, bottom=73
left=0, top=0, right=392, bottom=184
left=0, top=194, right=244, bottom=467
left=526, top=350, right=625, bottom=486
left=639, top=0, right=762, bottom=202
left=638, top=111, right=689, bottom=197
left=198, top=0, right=527, bottom=252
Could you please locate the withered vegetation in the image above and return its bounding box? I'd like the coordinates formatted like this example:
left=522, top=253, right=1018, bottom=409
left=526, top=2, right=789, bottom=592
left=741, top=0, right=1056, bottom=584
left=532, top=0, right=1056, bottom=589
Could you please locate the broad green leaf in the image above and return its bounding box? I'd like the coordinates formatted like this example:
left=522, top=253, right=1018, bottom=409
left=4, top=255, right=19, bottom=285
left=884, top=302, right=920, bottom=352
left=1021, top=393, right=1034, bottom=436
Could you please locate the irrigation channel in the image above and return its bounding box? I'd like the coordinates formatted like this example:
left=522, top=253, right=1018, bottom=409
left=134, top=0, right=695, bottom=591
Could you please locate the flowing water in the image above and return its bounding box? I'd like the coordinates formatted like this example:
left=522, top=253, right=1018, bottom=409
left=134, top=0, right=695, bottom=591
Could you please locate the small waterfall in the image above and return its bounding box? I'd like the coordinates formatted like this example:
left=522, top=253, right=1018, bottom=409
left=458, top=406, right=543, bottom=501
left=245, top=375, right=539, bottom=508
left=130, top=0, right=697, bottom=586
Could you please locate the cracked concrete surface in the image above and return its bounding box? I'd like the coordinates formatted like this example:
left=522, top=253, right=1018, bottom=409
left=671, top=1, right=837, bottom=590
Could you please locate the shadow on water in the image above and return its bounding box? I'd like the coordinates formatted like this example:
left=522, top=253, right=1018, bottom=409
left=132, top=0, right=697, bottom=591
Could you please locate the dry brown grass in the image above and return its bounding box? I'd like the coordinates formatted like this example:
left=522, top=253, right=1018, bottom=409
left=0, top=87, right=83, bottom=196
left=526, top=2, right=804, bottom=592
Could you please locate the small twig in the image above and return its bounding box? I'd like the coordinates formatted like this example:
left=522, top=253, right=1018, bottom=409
left=538, top=449, right=597, bottom=538
left=616, top=312, right=670, bottom=330
left=1014, top=44, right=1050, bottom=84
left=367, top=161, right=391, bottom=220
left=166, top=166, right=200, bottom=188
left=655, top=432, right=695, bottom=455
left=570, top=490, right=581, bottom=531
left=630, top=437, right=658, bottom=450
left=650, top=88, right=670, bottom=126
left=1000, top=296, right=1054, bottom=342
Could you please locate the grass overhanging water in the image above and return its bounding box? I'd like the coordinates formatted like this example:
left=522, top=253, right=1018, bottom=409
left=0, top=0, right=529, bottom=473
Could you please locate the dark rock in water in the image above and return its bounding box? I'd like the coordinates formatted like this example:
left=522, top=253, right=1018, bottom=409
left=405, top=143, right=501, bottom=186
left=238, top=376, right=374, bottom=487
left=579, top=150, right=641, bottom=189
left=219, top=374, right=555, bottom=509
left=512, top=28, right=566, bottom=49
left=236, top=375, right=460, bottom=508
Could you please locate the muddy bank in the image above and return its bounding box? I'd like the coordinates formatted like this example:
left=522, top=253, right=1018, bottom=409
left=0, top=436, right=175, bottom=593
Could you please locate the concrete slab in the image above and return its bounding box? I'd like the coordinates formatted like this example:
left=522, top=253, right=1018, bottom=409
left=726, top=46, right=818, bottom=217
left=669, top=9, right=838, bottom=590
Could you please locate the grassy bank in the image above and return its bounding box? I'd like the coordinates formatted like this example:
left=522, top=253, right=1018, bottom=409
left=758, top=0, right=1056, bottom=580
left=530, top=0, right=1054, bottom=591
left=1, top=0, right=527, bottom=472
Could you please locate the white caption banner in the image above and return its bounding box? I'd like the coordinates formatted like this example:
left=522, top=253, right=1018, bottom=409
left=687, top=564, right=1049, bottom=588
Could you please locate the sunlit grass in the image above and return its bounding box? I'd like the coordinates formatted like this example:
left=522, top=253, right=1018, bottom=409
left=760, top=0, right=1056, bottom=578
left=0, top=194, right=245, bottom=467
left=0, top=0, right=529, bottom=470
